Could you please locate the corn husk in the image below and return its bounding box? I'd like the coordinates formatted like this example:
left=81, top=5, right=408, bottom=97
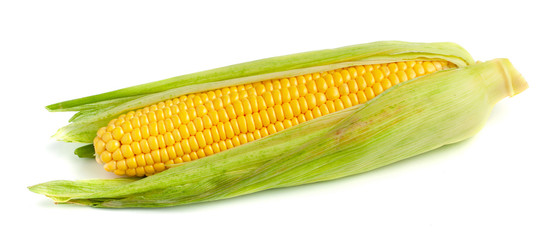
left=30, top=51, right=527, bottom=207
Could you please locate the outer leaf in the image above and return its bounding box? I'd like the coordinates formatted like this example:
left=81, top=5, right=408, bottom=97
left=74, top=144, right=95, bottom=158
left=49, top=41, right=474, bottom=143
left=47, top=41, right=472, bottom=111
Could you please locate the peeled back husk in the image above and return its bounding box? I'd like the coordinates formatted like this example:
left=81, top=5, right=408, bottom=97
left=29, top=58, right=527, bottom=208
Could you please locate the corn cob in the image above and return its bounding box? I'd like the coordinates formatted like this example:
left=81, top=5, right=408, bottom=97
left=95, top=60, right=456, bottom=176
left=30, top=41, right=527, bottom=208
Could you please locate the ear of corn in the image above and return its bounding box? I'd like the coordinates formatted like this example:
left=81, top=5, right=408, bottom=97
left=49, top=41, right=473, bottom=144
left=30, top=54, right=527, bottom=207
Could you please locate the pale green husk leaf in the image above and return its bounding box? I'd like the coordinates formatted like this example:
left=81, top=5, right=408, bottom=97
left=48, top=41, right=474, bottom=143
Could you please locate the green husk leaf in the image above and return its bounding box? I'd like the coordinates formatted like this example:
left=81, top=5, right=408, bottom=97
left=47, top=41, right=472, bottom=111
left=49, top=41, right=474, bottom=143
left=29, top=178, right=138, bottom=202
left=74, top=144, right=95, bottom=158
left=66, top=95, right=141, bottom=122
left=31, top=58, right=527, bottom=208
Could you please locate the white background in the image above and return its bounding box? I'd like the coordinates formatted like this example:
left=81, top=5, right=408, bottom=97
left=1, top=0, right=545, bottom=239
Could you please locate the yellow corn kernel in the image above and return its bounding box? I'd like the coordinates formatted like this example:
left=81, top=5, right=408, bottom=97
left=316, top=93, right=327, bottom=105
left=326, top=87, right=340, bottom=101
left=100, top=151, right=112, bottom=163
left=348, top=93, right=359, bottom=105
left=316, top=78, right=328, bottom=93
left=347, top=80, right=358, bottom=93
left=126, top=157, right=138, bottom=169
left=388, top=74, right=400, bottom=86
left=121, top=145, right=134, bottom=158
left=381, top=80, right=392, bottom=90
left=339, top=83, right=350, bottom=96
left=341, top=95, right=352, bottom=108
left=112, top=127, right=124, bottom=140
left=131, top=142, right=142, bottom=155
left=356, top=91, right=367, bottom=104
left=414, top=63, right=426, bottom=76
left=230, top=119, right=241, bottom=135
left=324, top=74, right=334, bottom=87
left=333, top=99, right=344, bottom=111
left=372, top=83, right=384, bottom=95
left=104, top=161, right=116, bottom=172
left=372, top=69, right=384, bottom=81
left=306, top=81, right=317, bottom=94
left=105, top=140, right=120, bottom=152
left=332, top=72, right=344, bottom=86
left=319, top=104, right=330, bottom=116
left=363, top=72, right=374, bottom=86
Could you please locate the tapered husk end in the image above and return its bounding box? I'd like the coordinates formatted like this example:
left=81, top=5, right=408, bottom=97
left=499, top=58, right=528, bottom=97
left=479, top=58, right=527, bottom=106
